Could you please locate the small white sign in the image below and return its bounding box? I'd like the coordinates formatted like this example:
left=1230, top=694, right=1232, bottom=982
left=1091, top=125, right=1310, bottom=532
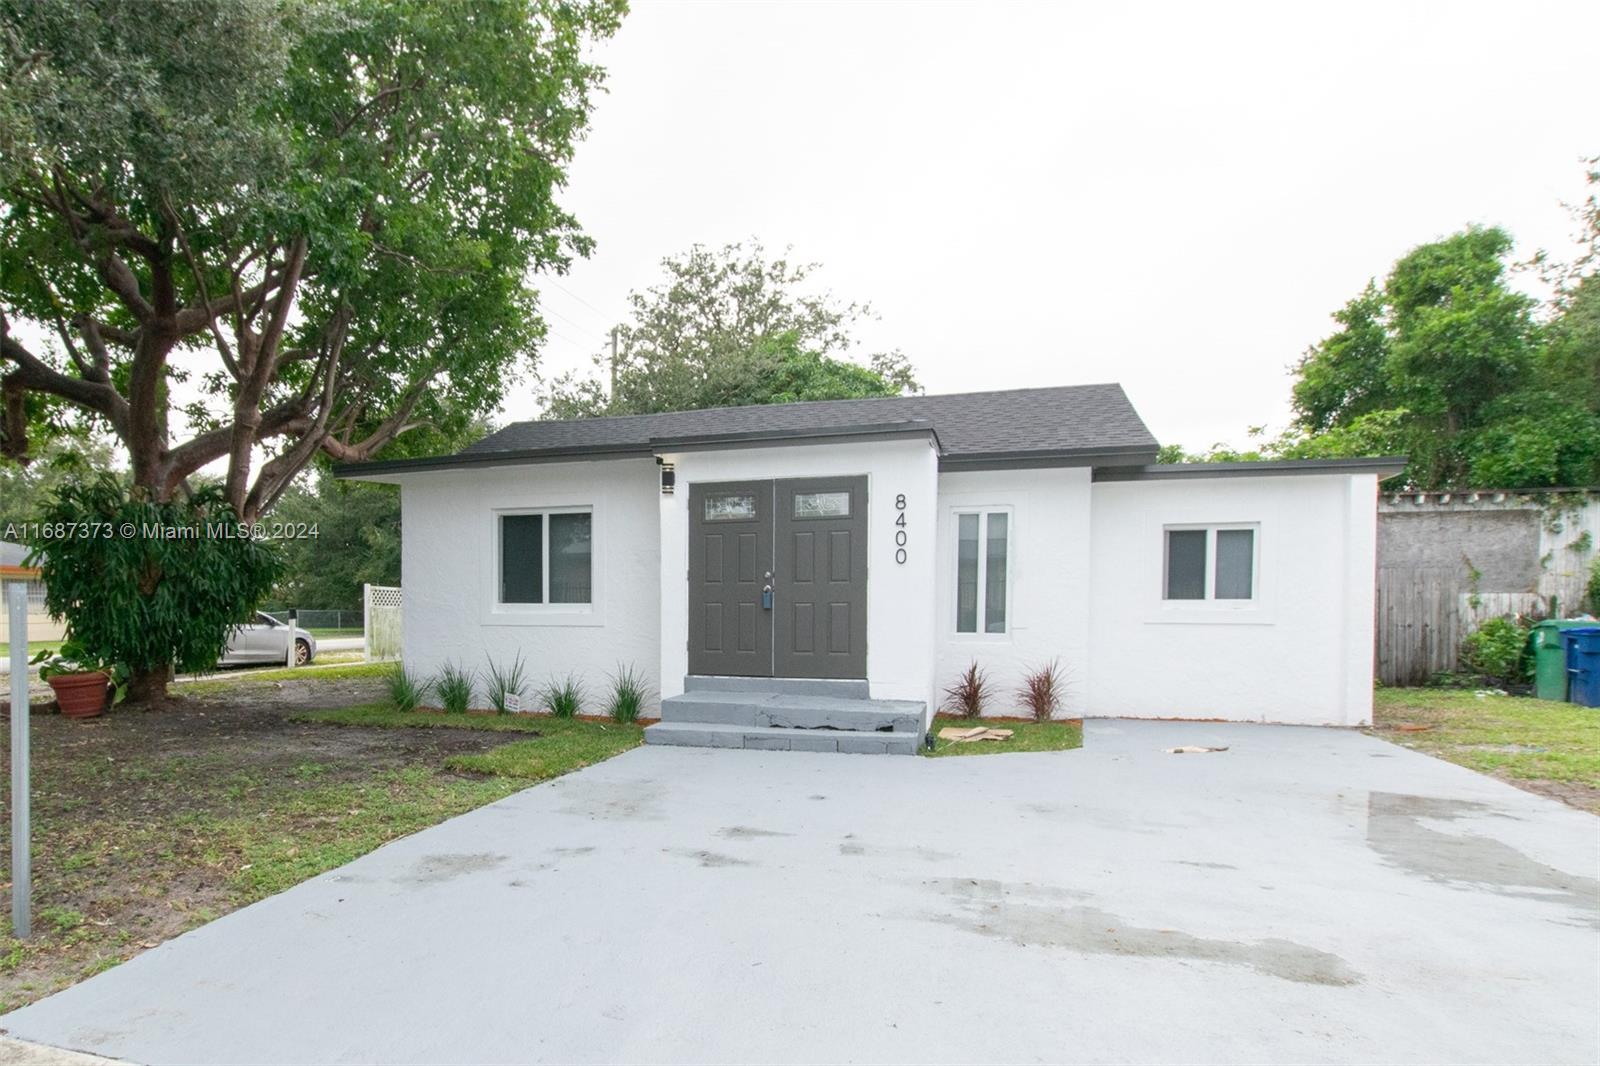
left=503, top=692, right=522, bottom=714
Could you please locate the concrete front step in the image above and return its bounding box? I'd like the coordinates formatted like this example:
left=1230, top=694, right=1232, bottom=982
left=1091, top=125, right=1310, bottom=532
left=644, top=721, right=921, bottom=755
left=660, top=691, right=924, bottom=733
left=684, top=675, right=870, bottom=699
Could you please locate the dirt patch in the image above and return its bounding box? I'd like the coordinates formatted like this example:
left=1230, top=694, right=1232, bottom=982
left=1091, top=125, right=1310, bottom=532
left=0, top=678, right=513, bottom=1011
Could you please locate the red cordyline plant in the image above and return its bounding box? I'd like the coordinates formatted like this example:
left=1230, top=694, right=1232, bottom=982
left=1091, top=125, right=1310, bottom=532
left=943, top=661, right=990, bottom=720
left=1018, top=659, right=1067, bottom=723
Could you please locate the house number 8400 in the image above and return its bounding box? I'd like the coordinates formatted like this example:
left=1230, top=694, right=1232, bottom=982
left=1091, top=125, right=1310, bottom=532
left=894, top=494, right=908, bottom=564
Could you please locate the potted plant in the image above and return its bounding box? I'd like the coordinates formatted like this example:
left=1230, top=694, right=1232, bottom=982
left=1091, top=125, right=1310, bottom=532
left=30, top=641, right=129, bottom=720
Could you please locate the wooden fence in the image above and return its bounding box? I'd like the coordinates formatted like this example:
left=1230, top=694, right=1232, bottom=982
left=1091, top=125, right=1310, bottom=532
left=1375, top=490, right=1598, bottom=685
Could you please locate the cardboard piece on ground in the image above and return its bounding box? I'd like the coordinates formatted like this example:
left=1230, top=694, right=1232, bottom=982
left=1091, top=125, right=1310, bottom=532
left=1164, top=745, right=1229, bottom=754
left=938, top=726, right=1015, bottom=743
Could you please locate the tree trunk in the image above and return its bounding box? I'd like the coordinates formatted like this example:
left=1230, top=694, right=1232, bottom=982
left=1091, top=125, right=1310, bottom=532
left=124, top=665, right=171, bottom=705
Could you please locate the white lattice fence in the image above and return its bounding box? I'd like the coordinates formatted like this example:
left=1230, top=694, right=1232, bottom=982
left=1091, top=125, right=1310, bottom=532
left=364, top=583, right=403, bottom=662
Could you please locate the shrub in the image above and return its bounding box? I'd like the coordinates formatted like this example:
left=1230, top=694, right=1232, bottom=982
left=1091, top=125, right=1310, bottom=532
left=434, top=662, right=476, bottom=714
left=1018, top=659, right=1067, bottom=723
left=606, top=663, right=649, bottom=723
left=942, top=661, right=989, bottom=719
left=386, top=664, right=433, bottom=713
left=543, top=674, right=586, bottom=718
left=1460, top=616, right=1532, bottom=685
left=1588, top=556, right=1600, bottom=616
left=28, top=474, right=281, bottom=702
left=484, top=653, right=530, bottom=714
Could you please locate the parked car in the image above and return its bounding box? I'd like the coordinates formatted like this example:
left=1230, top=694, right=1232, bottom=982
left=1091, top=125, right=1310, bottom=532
left=220, top=612, right=316, bottom=667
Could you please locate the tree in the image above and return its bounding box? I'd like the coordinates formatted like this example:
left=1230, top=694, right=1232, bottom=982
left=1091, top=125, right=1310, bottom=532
left=0, top=432, right=114, bottom=533
left=0, top=0, right=622, bottom=698
left=1284, top=224, right=1599, bottom=488
left=269, top=475, right=399, bottom=612
left=544, top=241, right=918, bottom=417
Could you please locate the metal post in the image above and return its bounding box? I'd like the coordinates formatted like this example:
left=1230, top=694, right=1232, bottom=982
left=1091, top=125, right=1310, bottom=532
left=286, top=608, right=297, bottom=669
left=8, top=579, right=31, bottom=939
left=362, top=583, right=371, bottom=663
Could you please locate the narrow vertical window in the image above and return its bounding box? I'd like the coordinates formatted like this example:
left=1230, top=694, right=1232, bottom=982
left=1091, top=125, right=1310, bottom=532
left=955, top=509, right=1011, bottom=633
left=984, top=513, right=1008, bottom=633
left=956, top=513, right=980, bottom=633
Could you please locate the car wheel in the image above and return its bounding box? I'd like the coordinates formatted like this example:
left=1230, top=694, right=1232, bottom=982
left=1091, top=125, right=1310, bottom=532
left=295, top=639, right=312, bottom=666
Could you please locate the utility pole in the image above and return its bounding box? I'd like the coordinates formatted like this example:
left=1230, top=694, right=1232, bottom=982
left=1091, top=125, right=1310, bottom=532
left=608, top=327, right=619, bottom=400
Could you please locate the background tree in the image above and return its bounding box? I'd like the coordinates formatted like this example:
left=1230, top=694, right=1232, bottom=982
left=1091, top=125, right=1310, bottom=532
left=0, top=0, right=623, bottom=699
left=1279, top=221, right=1599, bottom=488
left=544, top=241, right=918, bottom=417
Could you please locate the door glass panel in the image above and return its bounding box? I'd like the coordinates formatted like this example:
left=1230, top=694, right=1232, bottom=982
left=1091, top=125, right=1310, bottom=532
left=1165, top=529, right=1206, bottom=600
left=956, top=513, right=980, bottom=633
left=1215, top=528, right=1254, bottom=599
left=548, top=512, right=593, bottom=603
left=501, top=514, right=544, bottom=603
left=984, top=513, right=1008, bottom=633
left=705, top=493, right=757, bottom=521
left=792, top=491, right=850, bottom=519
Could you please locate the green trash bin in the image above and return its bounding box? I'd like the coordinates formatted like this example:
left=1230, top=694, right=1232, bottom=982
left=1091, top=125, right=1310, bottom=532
left=1531, top=620, right=1598, bottom=701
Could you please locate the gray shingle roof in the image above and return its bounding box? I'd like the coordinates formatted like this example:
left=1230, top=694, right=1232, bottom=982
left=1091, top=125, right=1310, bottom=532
left=467, top=383, right=1154, bottom=459
left=336, top=383, right=1159, bottom=477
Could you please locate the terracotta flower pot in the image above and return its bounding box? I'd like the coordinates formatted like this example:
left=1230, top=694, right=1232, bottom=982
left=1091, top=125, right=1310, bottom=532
left=47, top=671, right=110, bottom=719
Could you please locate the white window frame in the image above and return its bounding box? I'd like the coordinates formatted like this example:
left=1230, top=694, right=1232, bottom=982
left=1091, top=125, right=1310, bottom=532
left=1161, top=523, right=1260, bottom=604
left=488, top=505, right=598, bottom=623
left=953, top=506, right=1014, bottom=637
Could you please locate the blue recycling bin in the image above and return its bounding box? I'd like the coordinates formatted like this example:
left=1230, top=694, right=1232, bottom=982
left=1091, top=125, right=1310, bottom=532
left=1563, top=628, right=1600, bottom=708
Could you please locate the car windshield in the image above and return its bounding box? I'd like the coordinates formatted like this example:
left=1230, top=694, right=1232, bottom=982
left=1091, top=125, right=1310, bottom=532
left=256, top=613, right=281, bottom=627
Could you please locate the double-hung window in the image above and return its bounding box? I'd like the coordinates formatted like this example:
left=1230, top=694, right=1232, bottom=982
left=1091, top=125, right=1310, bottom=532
left=1164, top=525, right=1256, bottom=601
left=955, top=510, right=1010, bottom=633
left=499, top=510, right=592, bottom=606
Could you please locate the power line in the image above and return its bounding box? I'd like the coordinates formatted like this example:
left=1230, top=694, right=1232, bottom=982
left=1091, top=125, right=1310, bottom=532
left=544, top=278, right=621, bottom=324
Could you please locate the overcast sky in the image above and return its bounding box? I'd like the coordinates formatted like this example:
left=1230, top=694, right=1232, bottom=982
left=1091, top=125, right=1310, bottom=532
left=522, top=0, right=1599, bottom=452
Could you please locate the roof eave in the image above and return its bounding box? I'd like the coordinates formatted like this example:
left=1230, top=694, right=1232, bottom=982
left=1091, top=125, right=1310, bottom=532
left=1092, top=456, right=1410, bottom=482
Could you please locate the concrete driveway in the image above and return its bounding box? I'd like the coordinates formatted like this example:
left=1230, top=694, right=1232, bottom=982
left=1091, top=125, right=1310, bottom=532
left=3, top=720, right=1596, bottom=1065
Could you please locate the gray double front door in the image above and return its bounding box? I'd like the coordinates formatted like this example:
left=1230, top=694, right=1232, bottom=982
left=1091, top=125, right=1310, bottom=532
left=688, top=476, right=868, bottom=679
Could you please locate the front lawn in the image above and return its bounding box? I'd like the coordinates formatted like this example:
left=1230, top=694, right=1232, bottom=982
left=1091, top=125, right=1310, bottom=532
left=1371, top=688, right=1600, bottom=813
left=296, top=705, right=645, bottom=779
left=923, top=714, right=1083, bottom=757
left=0, top=686, right=642, bottom=1013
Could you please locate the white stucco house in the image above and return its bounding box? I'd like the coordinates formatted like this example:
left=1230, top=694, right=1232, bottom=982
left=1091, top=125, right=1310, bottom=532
left=338, top=384, right=1402, bottom=754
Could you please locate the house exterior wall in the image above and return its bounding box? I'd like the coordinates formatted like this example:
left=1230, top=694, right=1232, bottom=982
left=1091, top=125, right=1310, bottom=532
left=398, top=458, right=662, bottom=712
left=1085, top=473, right=1379, bottom=726
left=657, top=436, right=940, bottom=709
left=932, top=468, right=1093, bottom=717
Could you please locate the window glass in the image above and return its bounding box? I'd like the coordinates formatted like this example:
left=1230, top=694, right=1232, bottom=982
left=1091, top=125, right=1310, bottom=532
left=501, top=514, right=544, bottom=603
left=956, top=513, right=980, bottom=633
left=793, top=491, right=850, bottom=519
left=1165, top=529, right=1207, bottom=600
left=548, top=513, right=593, bottom=604
left=1215, top=528, right=1254, bottom=600
left=705, top=494, right=756, bottom=521
left=984, top=512, right=1008, bottom=633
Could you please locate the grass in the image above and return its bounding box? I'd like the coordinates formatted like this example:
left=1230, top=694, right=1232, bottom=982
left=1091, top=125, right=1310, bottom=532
left=305, top=627, right=362, bottom=639
left=296, top=704, right=645, bottom=781
left=177, top=660, right=391, bottom=694
left=0, top=693, right=643, bottom=1013
left=923, top=713, right=1083, bottom=757
left=0, top=639, right=63, bottom=659
left=1372, top=687, right=1600, bottom=812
